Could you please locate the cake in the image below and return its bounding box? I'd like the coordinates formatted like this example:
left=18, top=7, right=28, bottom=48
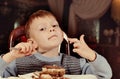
left=32, top=65, right=69, bottom=79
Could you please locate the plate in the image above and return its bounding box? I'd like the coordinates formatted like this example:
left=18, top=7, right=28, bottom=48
left=19, top=72, right=97, bottom=79
left=64, top=74, right=97, bottom=79
left=0, top=72, right=97, bottom=79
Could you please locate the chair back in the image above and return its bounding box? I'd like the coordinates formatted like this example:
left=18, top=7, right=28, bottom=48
left=8, top=26, right=27, bottom=48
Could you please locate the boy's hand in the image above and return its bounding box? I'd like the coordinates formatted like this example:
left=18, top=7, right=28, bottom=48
left=68, top=34, right=96, bottom=61
left=3, top=41, right=35, bottom=63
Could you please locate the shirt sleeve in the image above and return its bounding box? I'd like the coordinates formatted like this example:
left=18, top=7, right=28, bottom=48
left=0, top=56, right=17, bottom=78
left=80, top=53, right=112, bottom=79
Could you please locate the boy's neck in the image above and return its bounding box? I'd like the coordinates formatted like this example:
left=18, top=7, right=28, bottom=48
left=42, top=51, right=59, bottom=57
left=39, top=47, right=59, bottom=57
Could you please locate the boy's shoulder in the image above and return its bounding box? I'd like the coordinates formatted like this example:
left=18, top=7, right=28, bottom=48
left=16, top=55, right=36, bottom=62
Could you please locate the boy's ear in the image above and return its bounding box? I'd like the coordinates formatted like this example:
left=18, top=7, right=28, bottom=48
left=27, top=38, right=38, bottom=49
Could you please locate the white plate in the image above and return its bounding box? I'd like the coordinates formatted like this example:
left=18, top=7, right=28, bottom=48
left=19, top=72, right=97, bottom=79
left=64, top=74, right=97, bottom=79
left=0, top=72, right=97, bottom=79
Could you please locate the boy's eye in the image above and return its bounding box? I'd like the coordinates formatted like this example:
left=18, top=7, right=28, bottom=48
left=53, top=25, right=59, bottom=28
left=39, top=27, right=46, bottom=31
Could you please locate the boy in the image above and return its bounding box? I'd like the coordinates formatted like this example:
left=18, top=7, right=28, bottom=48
left=0, top=10, right=112, bottom=79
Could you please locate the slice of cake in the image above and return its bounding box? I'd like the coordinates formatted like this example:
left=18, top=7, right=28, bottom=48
left=32, top=65, right=69, bottom=79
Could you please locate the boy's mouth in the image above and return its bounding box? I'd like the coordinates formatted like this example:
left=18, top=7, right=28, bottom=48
left=48, top=35, right=57, bottom=40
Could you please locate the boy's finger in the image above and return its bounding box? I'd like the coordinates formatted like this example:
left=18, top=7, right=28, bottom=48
left=79, top=34, right=86, bottom=44
left=73, top=49, right=80, bottom=53
left=68, top=38, right=79, bottom=44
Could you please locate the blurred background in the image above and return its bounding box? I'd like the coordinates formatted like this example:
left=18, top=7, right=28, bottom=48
left=0, top=0, right=120, bottom=79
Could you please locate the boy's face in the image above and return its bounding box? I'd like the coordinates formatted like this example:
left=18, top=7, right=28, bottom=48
left=29, top=16, right=63, bottom=52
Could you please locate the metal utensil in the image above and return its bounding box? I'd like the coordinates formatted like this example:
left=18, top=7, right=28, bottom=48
left=63, top=32, right=70, bottom=55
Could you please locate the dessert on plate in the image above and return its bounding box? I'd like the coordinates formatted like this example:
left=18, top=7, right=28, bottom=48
left=32, top=65, right=69, bottom=79
left=0, top=65, right=97, bottom=79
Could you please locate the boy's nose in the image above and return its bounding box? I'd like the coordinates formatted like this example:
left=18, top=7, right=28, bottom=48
left=50, top=28, right=55, bottom=32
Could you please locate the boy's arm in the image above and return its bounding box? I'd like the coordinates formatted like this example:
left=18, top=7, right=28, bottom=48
left=0, top=41, right=34, bottom=77
left=81, top=53, right=112, bottom=79
left=69, top=35, right=112, bottom=78
left=0, top=56, right=17, bottom=77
